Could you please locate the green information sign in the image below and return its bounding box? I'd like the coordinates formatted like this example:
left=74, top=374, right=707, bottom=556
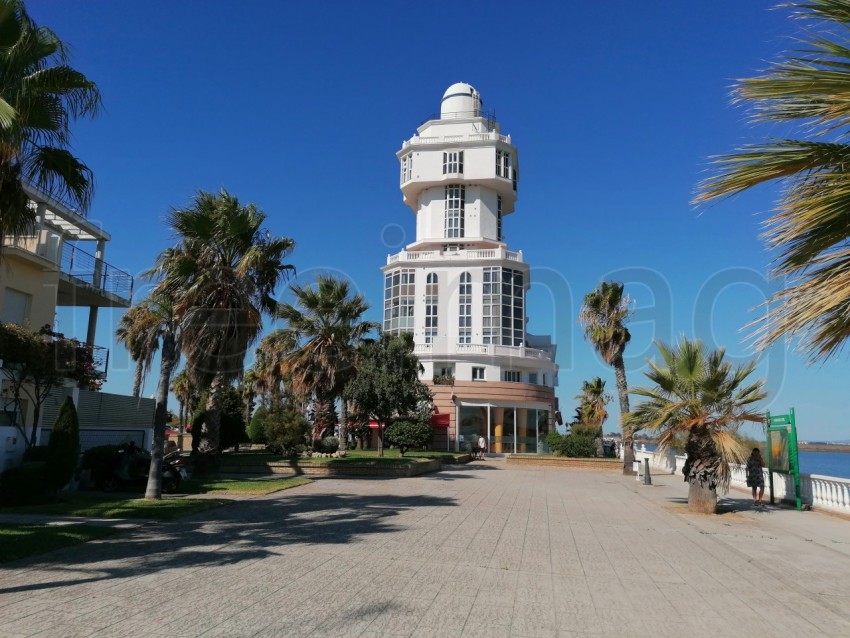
left=765, top=408, right=802, bottom=511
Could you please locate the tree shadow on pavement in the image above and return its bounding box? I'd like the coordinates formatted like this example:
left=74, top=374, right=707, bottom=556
left=0, top=491, right=456, bottom=595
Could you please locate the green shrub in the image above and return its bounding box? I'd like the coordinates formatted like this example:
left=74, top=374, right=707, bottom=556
left=384, top=420, right=433, bottom=456
left=547, top=431, right=597, bottom=458
left=319, top=436, right=340, bottom=454
left=81, top=445, right=120, bottom=484
left=247, top=406, right=268, bottom=444
left=23, top=446, right=50, bottom=463
left=265, top=403, right=310, bottom=455
left=46, top=397, right=80, bottom=490
left=571, top=424, right=601, bottom=439
left=0, top=462, right=51, bottom=505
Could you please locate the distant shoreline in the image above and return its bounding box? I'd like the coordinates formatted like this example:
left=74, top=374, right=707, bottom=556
left=799, top=443, right=850, bottom=453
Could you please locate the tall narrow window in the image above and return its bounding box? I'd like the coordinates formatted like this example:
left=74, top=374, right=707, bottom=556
left=458, top=272, right=472, bottom=344
left=502, top=152, right=511, bottom=180
left=444, top=185, right=465, bottom=238
left=482, top=267, right=500, bottom=344
left=425, top=273, right=438, bottom=343
left=383, top=269, right=415, bottom=334
left=443, top=151, right=464, bottom=174
left=497, top=196, right=503, bottom=242
left=401, top=154, right=413, bottom=183
left=496, top=150, right=503, bottom=177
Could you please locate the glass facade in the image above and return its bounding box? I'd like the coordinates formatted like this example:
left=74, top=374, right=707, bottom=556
left=457, top=405, right=550, bottom=454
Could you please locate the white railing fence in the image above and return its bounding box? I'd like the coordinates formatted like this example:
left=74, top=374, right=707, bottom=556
left=630, top=446, right=850, bottom=516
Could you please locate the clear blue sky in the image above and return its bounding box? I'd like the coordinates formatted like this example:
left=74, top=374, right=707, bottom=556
left=31, top=0, right=848, bottom=441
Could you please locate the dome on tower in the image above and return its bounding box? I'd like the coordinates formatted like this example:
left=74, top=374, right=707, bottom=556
left=440, top=82, right=482, bottom=119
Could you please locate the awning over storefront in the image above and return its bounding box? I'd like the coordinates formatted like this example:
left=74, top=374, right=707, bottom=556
left=431, top=413, right=450, bottom=428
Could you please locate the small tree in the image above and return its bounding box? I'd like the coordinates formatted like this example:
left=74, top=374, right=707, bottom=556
left=47, top=397, right=80, bottom=491
left=385, top=420, right=433, bottom=456
left=344, top=333, right=432, bottom=456
left=264, top=401, right=310, bottom=455
left=0, top=323, right=98, bottom=447
left=248, top=405, right=268, bottom=444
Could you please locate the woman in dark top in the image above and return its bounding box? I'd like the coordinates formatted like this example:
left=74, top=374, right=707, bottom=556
left=746, top=448, right=765, bottom=506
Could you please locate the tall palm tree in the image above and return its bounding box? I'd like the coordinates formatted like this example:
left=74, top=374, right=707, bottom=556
left=626, top=338, right=766, bottom=514
left=0, top=0, right=101, bottom=248
left=150, top=189, right=295, bottom=458
left=115, top=303, right=160, bottom=397
left=695, top=1, right=850, bottom=362
left=277, top=275, right=378, bottom=450
left=579, top=281, right=634, bottom=473
left=138, top=295, right=181, bottom=500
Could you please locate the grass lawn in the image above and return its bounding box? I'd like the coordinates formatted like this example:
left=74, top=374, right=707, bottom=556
left=0, top=523, right=121, bottom=563
left=2, top=495, right=229, bottom=520
left=179, top=476, right=312, bottom=495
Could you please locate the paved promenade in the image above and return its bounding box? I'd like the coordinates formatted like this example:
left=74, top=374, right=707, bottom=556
left=1, top=460, right=849, bottom=637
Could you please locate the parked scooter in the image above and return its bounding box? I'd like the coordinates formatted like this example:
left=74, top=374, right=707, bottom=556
left=160, top=449, right=189, bottom=493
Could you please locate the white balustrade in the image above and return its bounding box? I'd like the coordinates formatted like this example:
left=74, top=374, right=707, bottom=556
left=402, top=132, right=511, bottom=149
left=387, top=247, right=524, bottom=265
left=632, top=450, right=850, bottom=516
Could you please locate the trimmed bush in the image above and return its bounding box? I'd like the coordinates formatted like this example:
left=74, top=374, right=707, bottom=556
left=547, top=431, right=597, bottom=458
left=247, top=406, right=268, bottom=444
left=46, top=397, right=80, bottom=491
left=0, top=462, right=50, bottom=505
left=384, top=420, right=433, bottom=456
left=319, top=436, right=340, bottom=454
left=22, top=445, right=50, bottom=463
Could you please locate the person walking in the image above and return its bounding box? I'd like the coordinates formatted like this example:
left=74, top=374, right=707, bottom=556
left=477, top=434, right=487, bottom=460
left=746, top=448, right=766, bottom=506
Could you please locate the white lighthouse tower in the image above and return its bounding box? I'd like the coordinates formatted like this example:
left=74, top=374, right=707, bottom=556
left=383, top=83, right=558, bottom=453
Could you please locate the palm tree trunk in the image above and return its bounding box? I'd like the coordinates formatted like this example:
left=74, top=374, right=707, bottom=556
left=613, top=355, right=634, bottom=475
left=145, top=333, right=178, bottom=500
left=132, top=361, right=143, bottom=397
left=687, top=481, right=718, bottom=514
left=339, top=397, right=348, bottom=451
left=200, top=372, right=225, bottom=455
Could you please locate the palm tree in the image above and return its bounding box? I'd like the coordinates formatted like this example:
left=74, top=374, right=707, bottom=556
left=277, top=275, right=378, bottom=450
left=150, top=189, right=295, bottom=459
left=694, top=1, right=850, bottom=362
left=575, top=377, right=611, bottom=430
left=170, top=369, right=191, bottom=432
left=253, top=328, right=299, bottom=403
left=626, top=338, right=766, bottom=514
left=579, top=281, right=634, bottom=473
left=115, top=303, right=160, bottom=397
left=139, top=295, right=181, bottom=500
left=0, top=0, right=101, bottom=249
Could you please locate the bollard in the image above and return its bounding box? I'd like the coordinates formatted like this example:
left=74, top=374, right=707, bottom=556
left=643, top=458, right=652, bottom=485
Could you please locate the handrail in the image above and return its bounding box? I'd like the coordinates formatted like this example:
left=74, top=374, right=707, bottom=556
left=61, top=242, right=133, bottom=301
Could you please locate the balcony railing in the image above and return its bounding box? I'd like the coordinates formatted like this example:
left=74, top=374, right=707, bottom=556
left=414, top=342, right=552, bottom=362
left=62, top=243, right=133, bottom=302
left=387, top=247, right=522, bottom=265
left=402, top=129, right=511, bottom=150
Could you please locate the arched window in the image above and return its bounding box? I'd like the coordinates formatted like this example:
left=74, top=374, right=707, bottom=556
left=458, top=272, right=472, bottom=344
left=425, top=273, right=438, bottom=343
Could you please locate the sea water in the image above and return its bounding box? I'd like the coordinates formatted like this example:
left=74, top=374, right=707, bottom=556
left=799, top=451, right=850, bottom=480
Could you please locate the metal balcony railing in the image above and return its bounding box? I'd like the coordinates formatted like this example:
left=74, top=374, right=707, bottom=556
left=61, top=242, right=134, bottom=302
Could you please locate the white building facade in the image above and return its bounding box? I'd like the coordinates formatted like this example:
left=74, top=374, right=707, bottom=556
left=382, top=83, right=558, bottom=453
